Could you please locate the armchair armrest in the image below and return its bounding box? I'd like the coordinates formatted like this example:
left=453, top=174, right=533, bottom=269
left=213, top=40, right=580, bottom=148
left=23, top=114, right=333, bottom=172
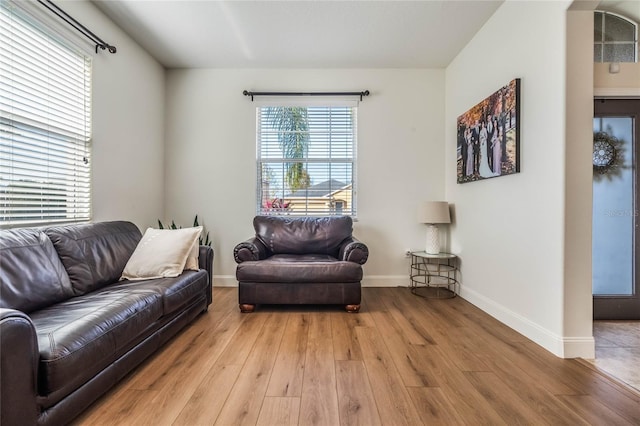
left=198, top=245, right=214, bottom=306
left=339, top=237, right=369, bottom=265
left=1, top=308, right=39, bottom=426
left=234, top=237, right=269, bottom=263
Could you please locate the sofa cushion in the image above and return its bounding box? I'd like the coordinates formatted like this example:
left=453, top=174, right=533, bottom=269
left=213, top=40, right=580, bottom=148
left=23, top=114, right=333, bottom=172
left=236, top=254, right=363, bottom=283
left=29, top=288, right=162, bottom=400
left=45, top=221, right=142, bottom=295
left=253, top=216, right=353, bottom=256
left=0, top=228, right=74, bottom=313
left=114, top=270, right=208, bottom=315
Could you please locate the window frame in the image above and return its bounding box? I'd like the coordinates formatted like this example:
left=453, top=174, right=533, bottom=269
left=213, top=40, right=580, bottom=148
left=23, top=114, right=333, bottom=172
left=255, top=99, right=358, bottom=218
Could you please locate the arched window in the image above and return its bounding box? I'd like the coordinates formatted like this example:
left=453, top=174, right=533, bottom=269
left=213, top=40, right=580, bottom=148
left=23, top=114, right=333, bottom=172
left=594, top=11, right=638, bottom=62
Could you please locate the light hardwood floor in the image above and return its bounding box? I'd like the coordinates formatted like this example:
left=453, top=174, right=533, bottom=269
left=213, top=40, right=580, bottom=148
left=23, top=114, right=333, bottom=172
left=74, top=287, right=640, bottom=425
left=591, top=321, right=640, bottom=392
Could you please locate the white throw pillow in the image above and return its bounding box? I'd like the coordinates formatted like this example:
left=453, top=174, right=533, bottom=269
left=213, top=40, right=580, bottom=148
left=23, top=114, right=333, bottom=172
left=184, top=238, right=200, bottom=271
left=121, top=226, right=202, bottom=281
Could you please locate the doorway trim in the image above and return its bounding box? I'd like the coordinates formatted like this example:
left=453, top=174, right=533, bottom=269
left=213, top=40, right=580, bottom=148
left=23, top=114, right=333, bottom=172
left=593, top=98, right=640, bottom=320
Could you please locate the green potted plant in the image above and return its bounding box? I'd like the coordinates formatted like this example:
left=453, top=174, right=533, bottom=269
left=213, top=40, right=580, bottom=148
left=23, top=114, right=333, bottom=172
left=157, top=215, right=211, bottom=246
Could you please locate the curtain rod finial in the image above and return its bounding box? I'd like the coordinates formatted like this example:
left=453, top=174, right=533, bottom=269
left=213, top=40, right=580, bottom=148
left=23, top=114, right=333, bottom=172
left=243, top=90, right=254, bottom=101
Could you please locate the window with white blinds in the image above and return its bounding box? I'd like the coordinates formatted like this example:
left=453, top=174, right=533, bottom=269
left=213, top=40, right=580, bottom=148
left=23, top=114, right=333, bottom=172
left=256, top=104, right=357, bottom=217
left=0, top=4, right=92, bottom=227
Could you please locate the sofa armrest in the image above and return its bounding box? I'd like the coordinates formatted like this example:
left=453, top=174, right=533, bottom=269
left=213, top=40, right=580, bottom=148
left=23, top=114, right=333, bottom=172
left=198, top=245, right=214, bottom=306
left=234, top=237, right=269, bottom=263
left=339, top=237, right=369, bottom=265
left=1, top=308, right=39, bottom=426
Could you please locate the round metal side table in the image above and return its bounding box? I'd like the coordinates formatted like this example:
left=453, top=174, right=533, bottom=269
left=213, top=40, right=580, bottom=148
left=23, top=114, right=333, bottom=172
left=409, top=252, right=459, bottom=299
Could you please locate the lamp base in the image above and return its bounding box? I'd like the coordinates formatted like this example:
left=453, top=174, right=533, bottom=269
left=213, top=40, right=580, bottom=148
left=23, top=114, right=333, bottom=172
left=425, top=224, right=440, bottom=254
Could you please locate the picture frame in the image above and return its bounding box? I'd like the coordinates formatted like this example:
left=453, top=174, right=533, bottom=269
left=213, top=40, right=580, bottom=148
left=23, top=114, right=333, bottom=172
left=456, top=78, right=520, bottom=184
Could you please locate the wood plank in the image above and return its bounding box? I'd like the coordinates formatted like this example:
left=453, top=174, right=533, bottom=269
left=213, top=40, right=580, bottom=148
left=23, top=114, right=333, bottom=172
left=464, top=371, right=555, bottom=425
left=214, top=311, right=271, bottom=366
left=331, top=311, right=375, bottom=361
left=369, top=308, right=440, bottom=387
left=377, top=288, right=438, bottom=345
left=557, top=394, right=636, bottom=426
left=172, top=364, right=242, bottom=425
left=74, top=388, right=159, bottom=425
left=407, top=386, right=465, bottom=426
left=355, top=325, right=424, bottom=426
left=335, top=360, right=382, bottom=426
left=214, top=312, right=287, bottom=426
left=256, top=397, right=300, bottom=426
left=379, top=287, right=491, bottom=372
left=421, top=345, right=508, bottom=425
left=299, top=312, right=340, bottom=426
left=266, top=313, right=309, bottom=397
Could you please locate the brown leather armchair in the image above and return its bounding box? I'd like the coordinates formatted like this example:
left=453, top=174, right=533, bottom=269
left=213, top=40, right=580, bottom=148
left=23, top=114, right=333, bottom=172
left=233, top=216, right=368, bottom=312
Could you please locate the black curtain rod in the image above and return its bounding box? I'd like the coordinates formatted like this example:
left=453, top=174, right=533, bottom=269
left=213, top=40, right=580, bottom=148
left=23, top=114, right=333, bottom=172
left=36, top=0, right=116, bottom=54
left=243, top=90, right=370, bottom=101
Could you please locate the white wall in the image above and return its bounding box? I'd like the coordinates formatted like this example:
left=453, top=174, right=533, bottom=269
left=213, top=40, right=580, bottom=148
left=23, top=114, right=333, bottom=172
left=164, top=69, right=445, bottom=285
left=445, top=0, right=593, bottom=357
left=60, top=0, right=166, bottom=229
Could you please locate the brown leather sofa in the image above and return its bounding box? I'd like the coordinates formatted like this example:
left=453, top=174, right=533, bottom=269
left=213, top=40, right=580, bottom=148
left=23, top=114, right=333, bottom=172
left=233, top=216, right=368, bottom=313
left=0, top=221, right=213, bottom=426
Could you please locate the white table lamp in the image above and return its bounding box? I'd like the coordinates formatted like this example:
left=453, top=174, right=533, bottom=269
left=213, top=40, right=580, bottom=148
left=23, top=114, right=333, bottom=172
left=418, top=201, right=451, bottom=254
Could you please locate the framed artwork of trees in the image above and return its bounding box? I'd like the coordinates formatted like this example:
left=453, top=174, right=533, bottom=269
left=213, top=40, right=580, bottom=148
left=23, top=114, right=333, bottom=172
left=457, top=79, right=521, bottom=184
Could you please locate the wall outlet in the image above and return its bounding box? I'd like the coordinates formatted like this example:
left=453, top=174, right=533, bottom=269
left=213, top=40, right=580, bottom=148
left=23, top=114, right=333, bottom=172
left=405, top=249, right=412, bottom=258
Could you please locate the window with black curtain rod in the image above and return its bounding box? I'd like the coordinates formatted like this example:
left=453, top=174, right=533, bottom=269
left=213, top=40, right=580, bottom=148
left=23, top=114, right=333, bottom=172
left=0, top=2, right=92, bottom=226
left=36, top=0, right=116, bottom=54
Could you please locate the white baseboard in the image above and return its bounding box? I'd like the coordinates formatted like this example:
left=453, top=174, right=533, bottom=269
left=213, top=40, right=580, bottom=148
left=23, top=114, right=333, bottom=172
left=362, top=275, right=409, bottom=287
left=562, top=337, right=596, bottom=359
left=213, top=275, right=238, bottom=287
left=459, top=285, right=595, bottom=359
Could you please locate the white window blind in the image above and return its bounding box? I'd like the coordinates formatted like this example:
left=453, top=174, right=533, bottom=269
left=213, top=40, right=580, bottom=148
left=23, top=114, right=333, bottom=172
left=257, top=104, right=357, bottom=217
left=0, top=3, right=92, bottom=227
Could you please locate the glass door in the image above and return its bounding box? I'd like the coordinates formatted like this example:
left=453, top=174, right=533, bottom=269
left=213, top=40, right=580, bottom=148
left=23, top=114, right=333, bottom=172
left=593, top=99, right=640, bottom=320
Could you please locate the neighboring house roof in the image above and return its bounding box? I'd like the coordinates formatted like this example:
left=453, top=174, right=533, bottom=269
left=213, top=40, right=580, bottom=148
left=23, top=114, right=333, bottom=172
left=287, top=179, right=347, bottom=198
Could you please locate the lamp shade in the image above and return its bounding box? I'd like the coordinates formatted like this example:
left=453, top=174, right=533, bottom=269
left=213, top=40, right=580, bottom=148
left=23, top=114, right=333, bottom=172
left=418, top=201, right=451, bottom=224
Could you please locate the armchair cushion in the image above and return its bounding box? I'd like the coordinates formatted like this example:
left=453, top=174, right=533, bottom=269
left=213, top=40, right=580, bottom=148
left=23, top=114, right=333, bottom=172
left=253, top=215, right=352, bottom=256
left=236, top=254, right=362, bottom=283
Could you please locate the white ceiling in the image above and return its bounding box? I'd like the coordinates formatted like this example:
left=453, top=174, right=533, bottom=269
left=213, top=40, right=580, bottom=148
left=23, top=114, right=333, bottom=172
left=91, top=0, right=504, bottom=69
left=598, top=0, right=640, bottom=22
